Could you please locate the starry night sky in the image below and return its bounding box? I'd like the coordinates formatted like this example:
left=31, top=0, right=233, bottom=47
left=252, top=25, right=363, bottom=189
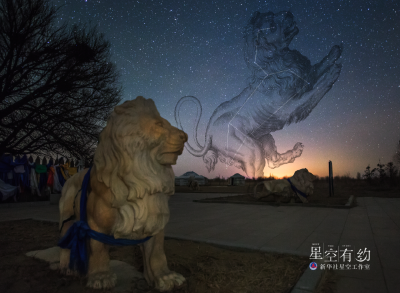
left=52, top=0, right=400, bottom=179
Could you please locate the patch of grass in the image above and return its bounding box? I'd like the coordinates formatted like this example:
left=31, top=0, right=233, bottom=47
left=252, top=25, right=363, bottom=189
left=3, top=220, right=310, bottom=293
left=315, top=269, right=338, bottom=293
left=111, top=240, right=309, bottom=293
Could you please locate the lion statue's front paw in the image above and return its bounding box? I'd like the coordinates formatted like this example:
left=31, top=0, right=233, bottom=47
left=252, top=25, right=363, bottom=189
left=87, top=271, right=117, bottom=290
left=60, top=267, right=80, bottom=278
left=155, top=271, right=186, bottom=292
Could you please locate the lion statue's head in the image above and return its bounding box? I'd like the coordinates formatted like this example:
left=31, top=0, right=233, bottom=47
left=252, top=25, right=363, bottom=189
left=93, top=96, right=188, bottom=237
left=243, top=11, right=311, bottom=93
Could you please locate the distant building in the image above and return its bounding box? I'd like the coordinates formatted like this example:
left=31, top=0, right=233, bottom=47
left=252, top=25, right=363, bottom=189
left=228, top=173, right=246, bottom=186
left=175, top=171, right=208, bottom=186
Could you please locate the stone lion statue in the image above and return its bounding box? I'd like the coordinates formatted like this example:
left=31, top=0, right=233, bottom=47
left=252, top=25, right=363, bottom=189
left=58, top=96, right=188, bottom=291
left=254, top=168, right=317, bottom=203
left=175, top=11, right=342, bottom=178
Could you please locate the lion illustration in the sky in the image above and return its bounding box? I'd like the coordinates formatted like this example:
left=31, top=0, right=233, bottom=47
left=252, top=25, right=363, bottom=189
left=175, top=11, right=342, bottom=178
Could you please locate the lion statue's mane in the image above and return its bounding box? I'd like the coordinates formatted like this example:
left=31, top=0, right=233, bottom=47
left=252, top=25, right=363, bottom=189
left=93, top=97, right=177, bottom=238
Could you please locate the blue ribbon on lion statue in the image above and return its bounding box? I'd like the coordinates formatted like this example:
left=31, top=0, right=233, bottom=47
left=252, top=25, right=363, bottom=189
left=58, top=167, right=151, bottom=274
left=287, top=178, right=308, bottom=198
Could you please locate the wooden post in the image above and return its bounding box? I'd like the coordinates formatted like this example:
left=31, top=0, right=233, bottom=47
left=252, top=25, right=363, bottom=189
left=329, top=160, right=334, bottom=197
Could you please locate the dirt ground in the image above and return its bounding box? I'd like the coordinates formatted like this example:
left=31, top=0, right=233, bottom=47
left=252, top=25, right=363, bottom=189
left=0, top=219, right=313, bottom=293
left=311, top=178, right=400, bottom=198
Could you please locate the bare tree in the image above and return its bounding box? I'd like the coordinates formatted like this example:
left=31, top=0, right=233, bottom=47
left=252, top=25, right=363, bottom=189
left=0, top=0, right=122, bottom=160
left=385, top=162, right=398, bottom=187
left=394, top=140, right=400, bottom=166
left=374, top=161, right=386, bottom=185
left=362, top=164, right=375, bottom=184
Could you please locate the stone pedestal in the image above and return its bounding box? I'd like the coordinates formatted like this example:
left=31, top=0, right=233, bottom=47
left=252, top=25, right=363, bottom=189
left=26, top=247, right=145, bottom=292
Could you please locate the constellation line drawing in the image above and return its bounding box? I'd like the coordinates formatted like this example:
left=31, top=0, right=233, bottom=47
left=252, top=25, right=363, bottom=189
left=175, top=10, right=342, bottom=178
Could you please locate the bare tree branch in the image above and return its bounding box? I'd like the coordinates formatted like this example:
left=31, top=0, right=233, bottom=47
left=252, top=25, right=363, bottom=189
left=0, top=0, right=122, bottom=160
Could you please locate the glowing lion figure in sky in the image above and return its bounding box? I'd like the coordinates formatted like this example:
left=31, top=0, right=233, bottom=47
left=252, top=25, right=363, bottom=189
left=175, top=11, right=342, bottom=178
left=59, top=96, right=188, bottom=291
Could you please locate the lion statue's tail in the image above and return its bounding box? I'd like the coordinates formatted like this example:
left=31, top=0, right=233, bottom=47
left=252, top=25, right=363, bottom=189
left=174, top=96, right=211, bottom=157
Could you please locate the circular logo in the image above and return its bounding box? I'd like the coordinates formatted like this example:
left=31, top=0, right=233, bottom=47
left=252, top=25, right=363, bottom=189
left=309, top=262, right=318, bottom=270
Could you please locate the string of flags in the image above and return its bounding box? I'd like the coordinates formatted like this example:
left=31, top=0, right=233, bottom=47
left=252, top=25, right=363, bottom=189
left=0, top=154, right=86, bottom=202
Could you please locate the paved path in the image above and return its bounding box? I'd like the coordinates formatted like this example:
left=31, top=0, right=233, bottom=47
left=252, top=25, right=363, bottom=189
left=1, top=194, right=399, bottom=293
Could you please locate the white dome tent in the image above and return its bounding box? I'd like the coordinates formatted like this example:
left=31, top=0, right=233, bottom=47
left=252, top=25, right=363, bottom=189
left=175, top=171, right=208, bottom=186
left=228, top=173, right=246, bottom=186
